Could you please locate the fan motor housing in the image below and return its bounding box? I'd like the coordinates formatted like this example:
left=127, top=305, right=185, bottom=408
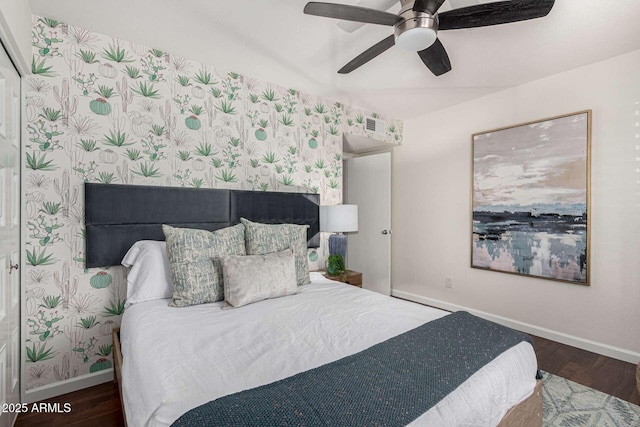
left=394, top=7, right=438, bottom=39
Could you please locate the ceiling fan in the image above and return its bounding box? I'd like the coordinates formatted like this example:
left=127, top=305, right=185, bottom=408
left=304, top=0, right=555, bottom=76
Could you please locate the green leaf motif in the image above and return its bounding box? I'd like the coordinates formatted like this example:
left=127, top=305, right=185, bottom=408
left=26, top=343, right=55, bottom=363
left=102, top=44, right=134, bottom=63
left=31, top=56, right=55, bottom=76
left=215, top=100, right=236, bottom=115
left=132, top=162, right=161, bottom=178
left=26, top=248, right=56, bottom=266
left=103, top=299, right=126, bottom=316
left=132, top=82, right=160, bottom=98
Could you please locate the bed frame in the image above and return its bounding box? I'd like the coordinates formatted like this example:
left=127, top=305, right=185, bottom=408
left=112, top=328, right=127, bottom=427
left=498, top=380, right=542, bottom=427
left=112, top=329, right=541, bottom=427
left=100, top=183, right=541, bottom=426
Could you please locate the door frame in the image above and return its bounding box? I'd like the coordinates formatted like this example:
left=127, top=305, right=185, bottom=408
left=0, top=9, right=31, bottom=76
left=0, top=15, right=27, bottom=408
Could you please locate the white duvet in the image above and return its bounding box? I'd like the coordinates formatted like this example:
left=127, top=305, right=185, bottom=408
left=121, top=272, right=537, bottom=427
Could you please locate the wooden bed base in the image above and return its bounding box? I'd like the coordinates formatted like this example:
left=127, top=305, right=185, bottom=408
left=112, top=328, right=541, bottom=426
left=112, top=327, right=128, bottom=427
left=498, top=379, right=543, bottom=427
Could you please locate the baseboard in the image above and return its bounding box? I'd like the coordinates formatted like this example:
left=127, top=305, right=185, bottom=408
left=24, top=369, right=113, bottom=403
left=391, top=289, right=640, bottom=365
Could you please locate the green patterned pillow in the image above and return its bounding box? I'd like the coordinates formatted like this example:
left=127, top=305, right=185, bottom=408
left=163, top=223, right=245, bottom=307
left=240, top=218, right=310, bottom=285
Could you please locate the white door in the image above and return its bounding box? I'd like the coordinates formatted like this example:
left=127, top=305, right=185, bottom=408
left=345, top=152, right=391, bottom=295
left=0, top=44, right=21, bottom=427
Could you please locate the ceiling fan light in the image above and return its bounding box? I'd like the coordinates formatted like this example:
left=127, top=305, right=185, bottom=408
left=395, top=27, right=437, bottom=51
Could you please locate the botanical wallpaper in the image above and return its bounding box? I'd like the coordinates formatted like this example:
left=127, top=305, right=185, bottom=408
left=24, top=16, right=403, bottom=391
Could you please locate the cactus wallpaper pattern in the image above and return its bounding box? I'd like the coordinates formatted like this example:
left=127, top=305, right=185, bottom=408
left=24, top=16, right=403, bottom=391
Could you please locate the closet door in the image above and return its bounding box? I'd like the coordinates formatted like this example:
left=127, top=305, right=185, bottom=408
left=345, top=152, right=392, bottom=295
left=0, top=42, right=21, bottom=427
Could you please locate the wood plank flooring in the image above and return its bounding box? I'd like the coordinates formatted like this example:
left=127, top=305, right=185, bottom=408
left=15, top=336, right=639, bottom=426
left=532, top=335, right=640, bottom=405
left=15, top=380, right=124, bottom=427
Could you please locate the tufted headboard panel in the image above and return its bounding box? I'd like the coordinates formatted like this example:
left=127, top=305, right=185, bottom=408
left=85, top=183, right=320, bottom=267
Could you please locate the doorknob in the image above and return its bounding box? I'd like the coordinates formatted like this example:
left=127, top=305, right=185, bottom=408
left=381, top=230, right=392, bottom=235
left=9, top=263, right=18, bottom=274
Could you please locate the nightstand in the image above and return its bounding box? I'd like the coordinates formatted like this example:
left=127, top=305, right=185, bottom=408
left=323, top=270, right=362, bottom=288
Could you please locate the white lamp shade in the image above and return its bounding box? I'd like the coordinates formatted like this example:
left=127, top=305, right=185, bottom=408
left=320, top=205, right=358, bottom=233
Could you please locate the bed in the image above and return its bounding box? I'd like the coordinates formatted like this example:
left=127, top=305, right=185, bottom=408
left=84, top=183, right=542, bottom=427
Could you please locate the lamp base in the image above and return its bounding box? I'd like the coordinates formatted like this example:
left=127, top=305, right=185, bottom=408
left=328, top=233, right=347, bottom=261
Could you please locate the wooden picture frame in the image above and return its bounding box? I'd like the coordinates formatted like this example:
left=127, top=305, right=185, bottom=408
left=471, top=110, right=591, bottom=285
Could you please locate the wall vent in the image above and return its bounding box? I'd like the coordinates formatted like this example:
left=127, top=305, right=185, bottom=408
left=365, top=116, right=386, bottom=134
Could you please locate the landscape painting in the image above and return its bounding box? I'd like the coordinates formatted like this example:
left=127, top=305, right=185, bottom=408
left=472, top=111, right=591, bottom=285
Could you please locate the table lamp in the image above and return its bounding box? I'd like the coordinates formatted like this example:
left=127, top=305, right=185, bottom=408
left=320, top=204, right=358, bottom=261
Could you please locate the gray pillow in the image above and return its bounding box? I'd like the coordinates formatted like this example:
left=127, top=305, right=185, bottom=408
left=240, top=218, right=310, bottom=285
left=222, top=249, right=297, bottom=308
left=163, top=224, right=245, bottom=307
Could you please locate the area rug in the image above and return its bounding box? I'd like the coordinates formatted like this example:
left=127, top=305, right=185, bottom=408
left=542, top=371, right=640, bottom=426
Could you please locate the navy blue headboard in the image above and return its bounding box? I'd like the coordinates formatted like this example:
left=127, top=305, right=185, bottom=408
left=85, top=183, right=320, bottom=268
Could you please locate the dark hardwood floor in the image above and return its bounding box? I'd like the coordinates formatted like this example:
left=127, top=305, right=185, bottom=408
left=532, top=335, right=640, bottom=406
left=15, top=336, right=639, bottom=426
left=15, top=380, right=124, bottom=427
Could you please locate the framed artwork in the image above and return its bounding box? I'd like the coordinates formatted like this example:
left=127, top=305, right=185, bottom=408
left=471, top=110, right=591, bottom=285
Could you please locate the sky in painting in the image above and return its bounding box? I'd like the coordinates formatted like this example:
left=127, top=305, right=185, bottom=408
left=473, top=112, right=588, bottom=210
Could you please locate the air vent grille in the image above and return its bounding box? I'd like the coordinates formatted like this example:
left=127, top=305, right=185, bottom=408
left=365, top=117, right=386, bottom=134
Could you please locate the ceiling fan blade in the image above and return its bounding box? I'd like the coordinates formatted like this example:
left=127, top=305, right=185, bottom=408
left=338, top=35, right=396, bottom=74
left=304, top=2, right=401, bottom=26
left=413, top=0, right=446, bottom=15
left=338, top=0, right=403, bottom=33
left=417, top=38, right=452, bottom=76
left=438, top=0, right=555, bottom=30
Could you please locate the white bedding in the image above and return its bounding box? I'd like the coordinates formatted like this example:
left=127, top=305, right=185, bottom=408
left=121, top=272, right=537, bottom=427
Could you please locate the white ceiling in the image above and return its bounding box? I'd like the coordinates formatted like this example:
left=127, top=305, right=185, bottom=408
left=29, top=0, right=640, bottom=120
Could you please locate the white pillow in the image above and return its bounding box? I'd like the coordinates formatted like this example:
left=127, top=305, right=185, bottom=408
left=121, top=240, right=174, bottom=307
left=221, top=249, right=297, bottom=308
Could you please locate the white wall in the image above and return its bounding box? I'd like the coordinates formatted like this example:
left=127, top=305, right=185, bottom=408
left=0, top=0, right=32, bottom=73
left=392, top=49, right=640, bottom=362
